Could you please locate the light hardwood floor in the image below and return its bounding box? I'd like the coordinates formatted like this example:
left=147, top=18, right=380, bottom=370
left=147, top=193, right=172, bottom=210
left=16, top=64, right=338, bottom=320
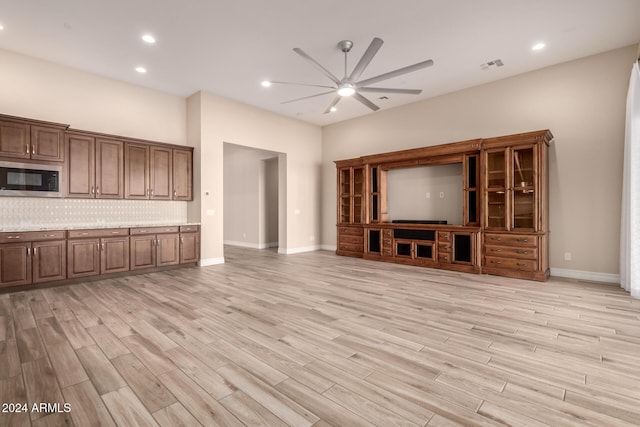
left=1, top=246, right=640, bottom=426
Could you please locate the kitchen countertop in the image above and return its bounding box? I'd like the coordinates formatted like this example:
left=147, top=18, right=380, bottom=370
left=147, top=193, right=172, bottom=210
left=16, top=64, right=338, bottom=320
left=0, top=222, right=201, bottom=233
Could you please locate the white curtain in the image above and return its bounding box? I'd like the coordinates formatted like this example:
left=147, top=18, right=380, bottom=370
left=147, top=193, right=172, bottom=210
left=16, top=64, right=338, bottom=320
left=620, top=61, right=640, bottom=298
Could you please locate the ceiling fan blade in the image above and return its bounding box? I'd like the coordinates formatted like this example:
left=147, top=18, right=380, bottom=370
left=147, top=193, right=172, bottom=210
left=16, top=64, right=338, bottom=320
left=356, top=59, right=434, bottom=87
left=280, top=90, right=335, bottom=105
left=323, top=96, right=342, bottom=114
left=348, top=37, right=384, bottom=82
left=293, top=48, right=342, bottom=86
left=353, top=92, right=380, bottom=111
left=358, top=87, right=422, bottom=95
left=270, top=81, right=336, bottom=89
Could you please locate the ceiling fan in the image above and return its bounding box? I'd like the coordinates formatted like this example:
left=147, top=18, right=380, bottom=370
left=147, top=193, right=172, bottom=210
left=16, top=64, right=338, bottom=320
left=268, top=38, right=434, bottom=114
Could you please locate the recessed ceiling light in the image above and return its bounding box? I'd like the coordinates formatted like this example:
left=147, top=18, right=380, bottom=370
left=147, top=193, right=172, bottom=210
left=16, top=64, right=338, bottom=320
left=330, top=107, right=337, bottom=112
left=135, top=66, right=147, bottom=74
left=261, top=80, right=272, bottom=87
left=532, top=42, right=546, bottom=51
left=142, top=34, right=156, bottom=44
left=0, top=24, right=4, bottom=31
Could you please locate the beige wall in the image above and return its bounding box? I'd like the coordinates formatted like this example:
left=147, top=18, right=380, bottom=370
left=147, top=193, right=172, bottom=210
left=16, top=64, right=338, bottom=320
left=0, top=48, right=186, bottom=144
left=322, top=45, right=637, bottom=277
left=191, top=91, right=322, bottom=264
left=223, top=143, right=279, bottom=248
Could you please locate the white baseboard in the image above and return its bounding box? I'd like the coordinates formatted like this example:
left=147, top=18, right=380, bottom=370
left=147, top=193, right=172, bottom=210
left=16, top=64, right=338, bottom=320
left=278, top=245, right=321, bottom=255
left=199, top=257, right=225, bottom=267
left=551, top=267, right=620, bottom=284
left=320, top=244, right=337, bottom=251
left=224, top=241, right=279, bottom=249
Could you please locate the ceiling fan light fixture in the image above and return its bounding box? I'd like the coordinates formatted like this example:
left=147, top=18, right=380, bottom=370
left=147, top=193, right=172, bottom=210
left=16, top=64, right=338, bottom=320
left=337, top=84, right=355, bottom=97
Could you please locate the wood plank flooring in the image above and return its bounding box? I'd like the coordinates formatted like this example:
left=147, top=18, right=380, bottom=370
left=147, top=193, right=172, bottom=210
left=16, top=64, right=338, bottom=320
left=1, top=246, right=640, bottom=426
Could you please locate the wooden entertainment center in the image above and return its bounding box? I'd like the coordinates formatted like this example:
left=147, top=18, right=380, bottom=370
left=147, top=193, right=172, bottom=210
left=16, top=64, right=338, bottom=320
left=335, top=129, right=553, bottom=281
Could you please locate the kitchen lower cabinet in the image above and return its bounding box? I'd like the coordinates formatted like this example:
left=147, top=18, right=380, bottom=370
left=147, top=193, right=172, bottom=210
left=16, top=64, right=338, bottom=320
left=0, top=231, right=67, bottom=288
left=67, top=229, right=130, bottom=279
left=179, top=225, right=200, bottom=264
left=130, top=226, right=180, bottom=270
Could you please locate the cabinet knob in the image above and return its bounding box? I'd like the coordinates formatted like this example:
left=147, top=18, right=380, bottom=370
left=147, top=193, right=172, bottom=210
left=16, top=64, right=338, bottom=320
left=27, top=247, right=31, bottom=256
left=26, top=142, right=30, bottom=155
left=173, top=190, right=177, bottom=198
left=34, top=247, right=38, bottom=256
left=7, top=236, right=20, bottom=239
left=517, top=250, right=528, bottom=254
left=96, top=187, right=100, bottom=195
left=517, top=238, right=529, bottom=242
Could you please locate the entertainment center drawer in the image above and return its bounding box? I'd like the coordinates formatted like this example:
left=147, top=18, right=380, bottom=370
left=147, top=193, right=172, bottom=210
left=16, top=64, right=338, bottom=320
left=484, top=245, right=536, bottom=259
left=437, top=231, right=451, bottom=242
left=339, top=227, right=362, bottom=236
left=438, top=242, right=452, bottom=253
left=485, top=256, right=537, bottom=271
left=438, top=253, right=451, bottom=263
left=340, top=234, right=364, bottom=245
left=0, top=230, right=66, bottom=243
left=339, top=242, right=363, bottom=252
left=484, top=233, right=537, bottom=247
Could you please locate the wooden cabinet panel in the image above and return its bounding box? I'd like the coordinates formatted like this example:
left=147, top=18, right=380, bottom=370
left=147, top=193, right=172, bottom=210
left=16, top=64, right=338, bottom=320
left=130, top=235, right=156, bottom=270
left=180, top=233, right=199, bottom=264
left=67, top=239, right=100, bottom=278
left=0, top=243, right=31, bottom=287
left=0, top=120, right=30, bottom=160
left=101, top=237, right=129, bottom=274
left=150, top=146, right=172, bottom=200
left=124, top=143, right=149, bottom=199
left=95, top=139, right=124, bottom=199
left=67, top=134, right=95, bottom=198
left=31, top=126, right=64, bottom=162
left=32, top=240, right=66, bottom=283
left=157, top=233, right=179, bottom=266
left=172, top=149, right=192, bottom=200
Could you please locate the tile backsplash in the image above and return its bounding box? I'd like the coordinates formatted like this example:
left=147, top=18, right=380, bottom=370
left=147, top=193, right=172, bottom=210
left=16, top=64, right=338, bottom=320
left=0, top=197, right=187, bottom=230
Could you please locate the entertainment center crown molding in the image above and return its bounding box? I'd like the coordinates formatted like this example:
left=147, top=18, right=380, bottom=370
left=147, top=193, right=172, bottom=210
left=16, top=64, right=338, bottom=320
left=335, top=129, right=553, bottom=281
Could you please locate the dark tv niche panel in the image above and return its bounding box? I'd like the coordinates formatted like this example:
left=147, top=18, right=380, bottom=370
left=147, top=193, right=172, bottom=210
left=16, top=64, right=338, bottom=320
left=394, top=229, right=435, bottom=241
left=392, top=220, right=448, bottom=224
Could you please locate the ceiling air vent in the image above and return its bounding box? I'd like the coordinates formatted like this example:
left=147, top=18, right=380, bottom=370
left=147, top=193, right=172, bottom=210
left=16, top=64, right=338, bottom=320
left=480, top=59, right=504, bottom=70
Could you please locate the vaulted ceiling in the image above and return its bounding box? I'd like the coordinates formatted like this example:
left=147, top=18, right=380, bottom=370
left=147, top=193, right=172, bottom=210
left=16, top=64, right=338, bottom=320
left=1, top=0, right=639, bottom=125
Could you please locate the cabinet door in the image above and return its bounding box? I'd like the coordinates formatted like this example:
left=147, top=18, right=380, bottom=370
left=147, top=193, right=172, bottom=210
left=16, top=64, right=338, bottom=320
left=511, top=146, right=536, bottom=230
left=124, top=143, right=149, bottom=199
left=179, top=233, right=199, bottom=264
left=484, top=149, right=508, bottom=230
left=157, top=233, right=179, bottom=266
left=96, top=139, right=124, bottom=199
left=67, top=239, right=100, bottom=278
left=67, top=134, right=96, bottom=198
left=101, top=237, right=129, bottom=274
left=32, top=240, right=66, bottom=283
left=130, top=235, right=156, bottom=270
left=31, top=126, right=64, bottom=162
left=0, top=243, right=31, bottom=287
left=150, top=146, right=172, bottom=200
left=0, top=120, right=31, bottom=160
left=172, top=149, right=192, bottom=200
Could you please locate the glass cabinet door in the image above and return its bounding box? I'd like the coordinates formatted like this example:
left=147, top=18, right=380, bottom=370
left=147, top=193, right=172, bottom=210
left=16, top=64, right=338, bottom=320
left=486, top=151, right=506, bottom=188
left=353, top=168, right=364, bottom=195
left=511, top=147, right=535, bottom=230
left=340, top=196, right=351, bottom=223
left=487, top=190, right=506, bottom=229
left=340, top=169, right=351, bottom=195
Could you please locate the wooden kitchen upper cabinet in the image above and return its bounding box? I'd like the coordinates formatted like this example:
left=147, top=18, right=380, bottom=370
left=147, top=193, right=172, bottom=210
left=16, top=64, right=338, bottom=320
left=150, top=146, right=172, bottom=200
left=30, top=126, right=65, bottom=162
left=0, top=118, right=64, bottom=162
left=0, top=120, right=30, bottom=160
left=67, top=133, right=95, bottom=198
left=173, top=148, right=193, bottom=201
left=95, top=138, right=124, bottom=199
left=124, top=143, right=149, bottom=199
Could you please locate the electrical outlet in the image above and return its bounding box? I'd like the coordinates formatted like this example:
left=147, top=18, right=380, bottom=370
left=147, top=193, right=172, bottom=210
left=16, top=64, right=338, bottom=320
left=564, top=252, right=571, bottom=261
left=439, top=192, right=445, bottom=199
left=426, top=192, right=431, bottom=199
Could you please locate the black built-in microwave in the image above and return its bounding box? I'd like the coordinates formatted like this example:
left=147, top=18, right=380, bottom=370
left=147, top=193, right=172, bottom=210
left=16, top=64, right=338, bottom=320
left=0, top=161, right=62, bottom=197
